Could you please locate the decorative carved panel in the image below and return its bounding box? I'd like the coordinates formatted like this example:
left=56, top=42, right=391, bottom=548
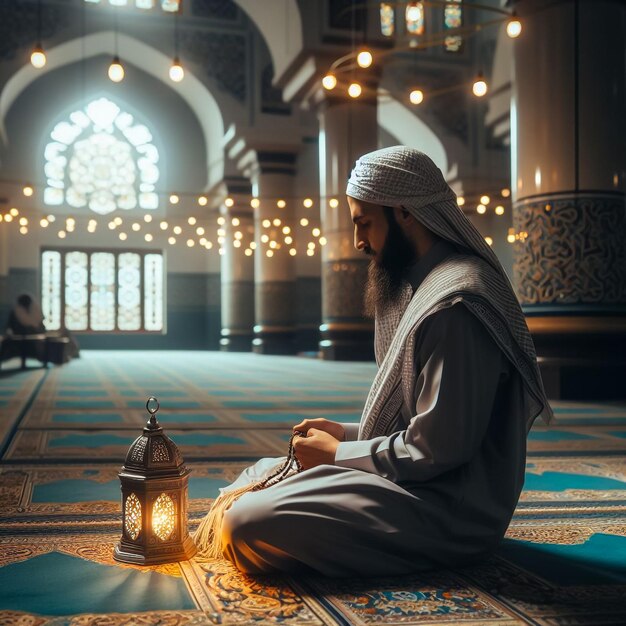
left=255, top=281, right=296, bottom=326
left=182, top=31, right=246, bottom=101
left=322, top=259, right=369, bottom=321
left=513, top=194, right=626, bottom=304
left=191, top=0, right=239, bottom=20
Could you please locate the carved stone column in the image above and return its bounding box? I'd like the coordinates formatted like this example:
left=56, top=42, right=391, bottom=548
left=512, top=0, right=626, bottom=399
left=251, top=152, right=298, bottom=355
left=220, top=181, right=255, bottom=352
left=317, top=89, right=378, bottom=360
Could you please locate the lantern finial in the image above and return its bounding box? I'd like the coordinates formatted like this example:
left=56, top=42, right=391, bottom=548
left=146, top=396, right=160, bottom=430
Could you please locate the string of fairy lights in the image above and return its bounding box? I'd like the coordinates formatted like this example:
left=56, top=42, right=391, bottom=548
left=0, top=184, right=530, bottom=252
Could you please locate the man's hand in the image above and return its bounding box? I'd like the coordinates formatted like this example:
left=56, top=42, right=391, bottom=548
left=292, top=418, right=345, bottom=442
left=293, top=429, right=340, bottom=470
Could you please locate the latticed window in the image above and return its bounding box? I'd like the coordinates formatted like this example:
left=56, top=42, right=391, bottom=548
left=380, top=2, right=395, bottom=37
left=405, top=2, right=425, bottom=36
left=84, top=0, right=180, bottom=11
left=41, top=248, right=164, bottom=332
left=44, top=97, right=160, bottom=215
left=444, top=0, right=463, bottom=53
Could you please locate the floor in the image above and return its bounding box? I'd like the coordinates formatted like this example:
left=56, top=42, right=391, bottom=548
left=1, top=351, right=625, bottom=625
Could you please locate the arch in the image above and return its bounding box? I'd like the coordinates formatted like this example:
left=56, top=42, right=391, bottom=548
left=0, top=31, right=224, bottom=190
left=378, top=96, right=451, bottom=178
left=234, top=0, right=303, bottom=80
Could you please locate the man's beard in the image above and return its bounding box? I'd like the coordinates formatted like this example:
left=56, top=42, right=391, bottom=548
left=364, top=213, right=416, bottom=319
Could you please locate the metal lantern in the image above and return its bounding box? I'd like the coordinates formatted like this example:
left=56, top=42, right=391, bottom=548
left=114, top=397, right=196, bottom=565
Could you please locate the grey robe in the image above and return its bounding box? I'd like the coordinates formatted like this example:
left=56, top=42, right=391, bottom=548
left=221, top=243, right=528, bottom=577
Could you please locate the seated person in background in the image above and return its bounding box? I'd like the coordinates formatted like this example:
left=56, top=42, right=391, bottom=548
left=5, top=293, right=80, bottom=361
left=6, top=293, right=45, bottom=335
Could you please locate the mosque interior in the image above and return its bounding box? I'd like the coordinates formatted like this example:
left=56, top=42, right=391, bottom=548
left=0, top=0, right=625, bottom=624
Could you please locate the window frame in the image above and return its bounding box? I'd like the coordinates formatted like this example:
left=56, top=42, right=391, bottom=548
left=40, top=246, right=166, bottom=334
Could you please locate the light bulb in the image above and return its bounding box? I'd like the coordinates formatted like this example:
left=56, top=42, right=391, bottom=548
left=289, top=248, right=296, bottom=256
left=300, top=218, right=309, bottom=226
left=357, top=49, right=373, bottom=68
left=472, top=75, right=488, bottom=97
left=169, top=58, right=184, bottom=82
left=501, top=188, right=511, bottom=198
left=23, top=185, right=34, bottom=197
left=495, top=205, right=505, bottom=216
left=303, top=198, right=313, bottom=208
left=329, top=198, right=339, bottom=208
left=277, top=199, right=286, bottom=208
left=232, top=217, right=240, bottom=226
left=144, top=214, right=152, bottom=223
left=119, top=232, right=128, bottom=241
left=160, top=221, right=168, bottom=230
left=312, top=227, right=321, bottom=237
left=480, top=195, right=490, bottom=205
left=262, top=219, right=271, bottom=228
left=198, top=196, right=208, bottom=206
left=173, top=225, right=182, bottom=234
left=507, top=16, right=522, bottom=39
left=322, top=74, right=337, bottom=90
left=188, top=216, right=196, bottom=225
left=476, top=204, right=487, bottom=214
left=169, top=194, right=179, bottom=204
left=30, top=46, right=46, bottom=69
left=225, top=197, right=234, bottom=207
left=108, top=57, right=125, bottom=82
left=168, top=236, right=176, bottom=245
left=187, top=239, right=195, bottom=247
left=457, top=196, right=465, bottom=207
left=348, top=82, right=362, bottom=98
left=409, top=89, right=424, bottom=105
left=250, top=198, right=260, bottom=209
left=485, top=236, right=494, bottom=246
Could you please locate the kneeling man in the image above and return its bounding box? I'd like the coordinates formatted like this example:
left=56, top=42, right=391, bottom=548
left=219, top=146, right=552, bottom=577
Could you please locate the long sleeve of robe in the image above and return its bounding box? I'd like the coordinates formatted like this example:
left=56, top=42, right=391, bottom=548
left=334, top=303, right=507, bottom=483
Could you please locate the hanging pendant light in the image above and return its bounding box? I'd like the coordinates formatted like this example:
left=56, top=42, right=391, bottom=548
left=169, top=10, right=184, bottom=82
left=108, top=7, right=124, bottom=82
left=30, top=1, right=46, bottom=69
left=108, top=56, right=125, bottom=82
left=31, top=45, right=46, bottom=69
left=169, top=57, right=184, bottom=82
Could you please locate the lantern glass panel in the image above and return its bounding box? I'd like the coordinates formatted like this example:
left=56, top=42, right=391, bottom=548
left=124, top=492, right=142, bottom=540
left=152, top=492, right=175, bottom=541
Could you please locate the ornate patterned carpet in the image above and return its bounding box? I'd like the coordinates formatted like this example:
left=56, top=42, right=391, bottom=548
left=1, top=351, right=625, bottom=625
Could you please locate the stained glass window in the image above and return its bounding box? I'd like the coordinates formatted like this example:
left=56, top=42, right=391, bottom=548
left=380, top=3, right=394, bottom=37
left=90, top=253, right=116, bottom=331
left=44, top=97, right=159, bottom=215
left=64, top=252, right=89, bottom=331
left=83, top=0, right=175, bottom=10
left=144, top=254, right=164, bottom=332
left=41, top=249, right=164, bottom=333
left=118, top=253, right=142, bottom=331
left=41, top=251, right=62, bottom=331
left=444, top=0, right=463, bottom=53
left=405, top=2, right=425, bottom=36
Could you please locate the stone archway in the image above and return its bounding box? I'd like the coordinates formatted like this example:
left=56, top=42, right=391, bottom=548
left=0, top=31, right=225, bottom=190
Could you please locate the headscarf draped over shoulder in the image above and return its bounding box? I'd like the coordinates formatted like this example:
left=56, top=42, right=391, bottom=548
left=347, top=146, right=553, bottom=433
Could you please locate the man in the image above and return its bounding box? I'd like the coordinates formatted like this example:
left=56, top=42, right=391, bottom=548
left=216, top=146, right=552, bottom=577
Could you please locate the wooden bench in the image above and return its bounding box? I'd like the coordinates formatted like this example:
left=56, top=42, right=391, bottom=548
left=0, top=334, right=72, bottom=370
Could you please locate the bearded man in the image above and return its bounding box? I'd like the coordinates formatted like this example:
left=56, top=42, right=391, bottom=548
left=216, top=146, right=552, bottom=577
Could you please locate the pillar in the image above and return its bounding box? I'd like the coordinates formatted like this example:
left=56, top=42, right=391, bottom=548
left=251, top=152, right=298, bottom=355
left=220, top=183, right=255, bottom=352
left=317, top=89, right=378, bottom=360
left=512, top=0, right=626, bottom=399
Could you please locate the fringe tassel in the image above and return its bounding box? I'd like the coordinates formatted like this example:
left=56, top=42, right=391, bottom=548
left=193, top=482, right=259, bottom=560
